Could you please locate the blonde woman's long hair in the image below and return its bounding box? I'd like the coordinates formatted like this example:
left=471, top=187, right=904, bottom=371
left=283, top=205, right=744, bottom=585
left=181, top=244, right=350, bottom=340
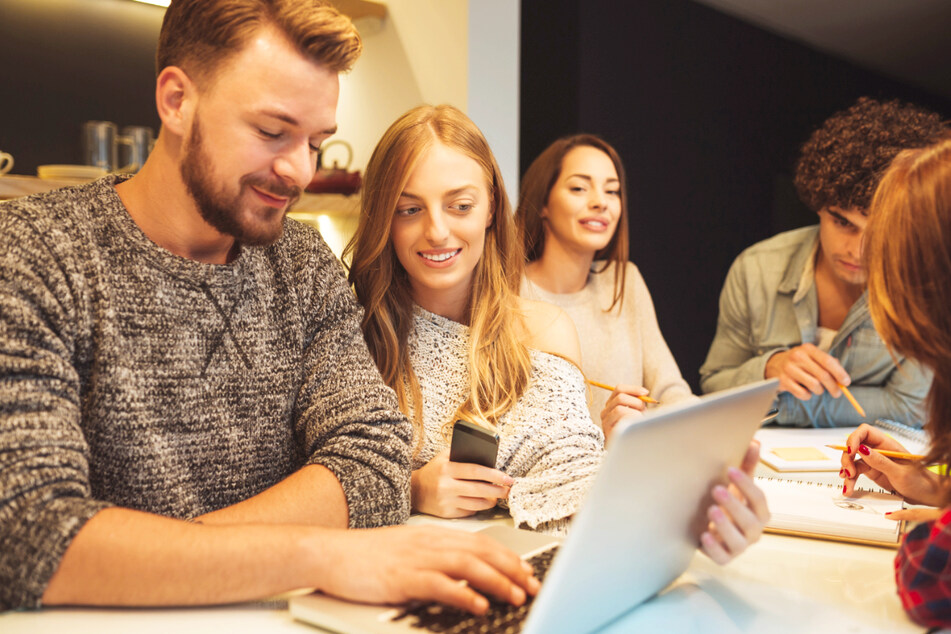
left=344, top=104, right=531, bottom=445
left=866, top=135, right=951, bottom=497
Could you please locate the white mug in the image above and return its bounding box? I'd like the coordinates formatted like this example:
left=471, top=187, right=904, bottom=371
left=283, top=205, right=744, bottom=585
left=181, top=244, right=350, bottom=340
left=0, top=151, right=13, bottom=176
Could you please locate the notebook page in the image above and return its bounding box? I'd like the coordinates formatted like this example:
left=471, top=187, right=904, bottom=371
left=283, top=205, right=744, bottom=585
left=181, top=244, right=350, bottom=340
left=756, top=477, right=903, bottom=544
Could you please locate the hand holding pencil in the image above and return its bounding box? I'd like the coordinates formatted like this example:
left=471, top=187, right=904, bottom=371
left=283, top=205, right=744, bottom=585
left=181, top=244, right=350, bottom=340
left=589, top=380, right=656, bottom=442
left=839, top=423, right=945, bottom=506
left=764, top=343, right=864, bottom=416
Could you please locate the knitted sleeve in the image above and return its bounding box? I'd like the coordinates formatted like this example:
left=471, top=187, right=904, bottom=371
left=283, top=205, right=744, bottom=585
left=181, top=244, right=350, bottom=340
left=290, top=229, right=412, bottom=528
left=895, top=507, right=951, bottom=627
left=0, top=206, right=112, bottom=611
left=500, top=352, right=604, bottom=535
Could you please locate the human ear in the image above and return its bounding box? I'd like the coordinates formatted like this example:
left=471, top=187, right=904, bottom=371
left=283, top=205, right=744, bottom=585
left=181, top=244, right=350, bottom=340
left=155, top=66, right=196, bottom=137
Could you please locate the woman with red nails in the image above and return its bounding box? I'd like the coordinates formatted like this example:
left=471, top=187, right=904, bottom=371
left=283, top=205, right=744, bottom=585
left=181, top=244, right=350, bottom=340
left=840, top=135, right=951, bottom=628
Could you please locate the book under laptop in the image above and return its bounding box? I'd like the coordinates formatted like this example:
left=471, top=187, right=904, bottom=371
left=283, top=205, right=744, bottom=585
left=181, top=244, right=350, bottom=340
left=290, top=379, right=779, bottom=634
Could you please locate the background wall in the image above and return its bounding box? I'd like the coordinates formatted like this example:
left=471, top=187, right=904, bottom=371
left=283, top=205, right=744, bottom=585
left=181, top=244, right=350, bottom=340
left=0, top=0, right=163, bottom=172
left=335, top=0, right=468, bottom=172
left=0, top=0, right=524, bottom=192
left=0, top=0, right=477, bottom=177
left=521, top=0, right=951, bottom=393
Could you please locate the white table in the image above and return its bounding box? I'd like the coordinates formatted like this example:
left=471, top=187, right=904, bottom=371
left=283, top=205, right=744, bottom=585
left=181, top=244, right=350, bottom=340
left=1, top=527, right=918, bottom=633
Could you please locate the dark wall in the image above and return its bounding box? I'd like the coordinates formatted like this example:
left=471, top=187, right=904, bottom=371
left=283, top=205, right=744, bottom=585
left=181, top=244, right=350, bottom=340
left=521, top=0, right=951, bottom=393
left=0, top=0, right=163, bottom=174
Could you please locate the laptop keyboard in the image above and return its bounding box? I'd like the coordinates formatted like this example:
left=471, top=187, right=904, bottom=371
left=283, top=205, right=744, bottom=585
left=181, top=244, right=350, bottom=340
left=390, top=546, right=559, bottom=633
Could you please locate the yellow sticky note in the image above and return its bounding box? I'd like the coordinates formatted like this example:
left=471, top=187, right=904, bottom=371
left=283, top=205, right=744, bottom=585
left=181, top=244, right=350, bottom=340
left=771, top=447, right=829, bottom=461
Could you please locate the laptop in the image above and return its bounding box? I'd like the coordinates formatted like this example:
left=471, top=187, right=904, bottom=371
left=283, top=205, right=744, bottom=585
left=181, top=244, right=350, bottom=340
left=290, top=379, right=779, bottom=633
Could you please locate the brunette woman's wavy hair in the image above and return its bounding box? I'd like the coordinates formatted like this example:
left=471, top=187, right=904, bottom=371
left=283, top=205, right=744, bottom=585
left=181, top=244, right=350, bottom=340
left=344, top=105, right=531, bottom=447
left=515, top=134, right=630, bottom=311
left=866, top=136, right=951, bottom=500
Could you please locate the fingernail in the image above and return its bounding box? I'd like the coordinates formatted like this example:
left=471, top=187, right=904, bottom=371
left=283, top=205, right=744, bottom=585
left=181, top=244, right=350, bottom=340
left=503, top=475, right=515, bottom=486
left=859, top=445, right=870, bottom=456
left=727, top=466, right=741, bottom=479
left=838, top=469, right=845, bottom=477
left=842, top=484, right=847, bottom=494
left=522, top=561, right=533, bottom=574
left=712, top=485, right=729, bottom=502
left=510, top=585, right=526, bottom=605
left=885, top=511, right=892, bottom=516
left=473, top=595, right=489, bottom=613
left=528, top=576, right=541, bottom=594
left=845, top=470, right=851, bottom=478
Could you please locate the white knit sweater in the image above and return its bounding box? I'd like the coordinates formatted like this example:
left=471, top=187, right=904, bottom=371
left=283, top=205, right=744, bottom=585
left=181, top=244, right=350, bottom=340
left=408, top=306, right=604, bottom=533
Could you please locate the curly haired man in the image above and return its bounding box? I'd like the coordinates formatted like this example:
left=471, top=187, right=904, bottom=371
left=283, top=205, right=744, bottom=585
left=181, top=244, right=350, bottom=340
left=700, top=97, right=947, bottom=427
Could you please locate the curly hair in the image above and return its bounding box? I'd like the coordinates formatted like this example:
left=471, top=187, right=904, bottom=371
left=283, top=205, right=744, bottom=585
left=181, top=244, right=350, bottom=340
left=794, top=96, right=947, bottom=213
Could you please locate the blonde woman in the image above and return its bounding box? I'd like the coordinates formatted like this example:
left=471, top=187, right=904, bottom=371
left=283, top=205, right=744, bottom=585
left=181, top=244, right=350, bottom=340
left=346, top=106, right=765, bottom=562
left=346, top=105, right=601, bottom=533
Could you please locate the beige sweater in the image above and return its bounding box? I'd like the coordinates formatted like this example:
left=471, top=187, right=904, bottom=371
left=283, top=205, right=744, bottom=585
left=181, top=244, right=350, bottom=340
left=408, top=306, right=604, bottom=534
left=521, top=261, right=694, bottom=424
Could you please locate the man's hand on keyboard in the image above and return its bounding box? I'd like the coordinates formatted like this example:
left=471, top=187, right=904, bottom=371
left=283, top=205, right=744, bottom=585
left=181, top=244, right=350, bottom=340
left=313, top=525, right=541, bottom=614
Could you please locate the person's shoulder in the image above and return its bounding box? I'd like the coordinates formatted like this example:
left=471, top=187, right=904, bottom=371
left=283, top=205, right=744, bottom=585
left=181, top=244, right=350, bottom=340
left=517, top=297, right=582, bottom=367
left=591, top=259, right=652, bottom=306
left=2, top=179, right=101, bottom=222
left=738, top=226, right=818, bottom=260
left=0, top=179, right=110, bottom=251
left=270, top=216, right=341, bottom=270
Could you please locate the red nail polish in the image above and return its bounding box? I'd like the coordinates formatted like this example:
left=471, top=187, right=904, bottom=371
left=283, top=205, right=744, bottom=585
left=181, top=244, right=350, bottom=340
left=859, top=445, right=870, bottom=456
left=885, top=512, right=892, bottom=516
left=842, top=484, right=847, bottom=494
left=846, top=470, right=851, bottom=478
left=839, top=469, right=845, bottom=477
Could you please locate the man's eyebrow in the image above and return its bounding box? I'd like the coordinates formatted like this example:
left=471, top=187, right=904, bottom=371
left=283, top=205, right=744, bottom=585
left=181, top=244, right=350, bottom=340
left=260, top=110, right=337, bottom=135
left=828, top=209, right=852, bottom=223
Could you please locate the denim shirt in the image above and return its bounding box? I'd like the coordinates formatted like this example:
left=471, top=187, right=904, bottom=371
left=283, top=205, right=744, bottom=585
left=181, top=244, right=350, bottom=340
left=699, top=226, right=931, bottom=428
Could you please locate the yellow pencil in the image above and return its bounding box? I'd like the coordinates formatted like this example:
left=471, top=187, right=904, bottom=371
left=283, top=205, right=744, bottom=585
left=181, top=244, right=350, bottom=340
left=838, top=383, right=866, bottom=418
left=585, top=379, right=659, bottom=404
left=825, top=444, right=925, bottom=461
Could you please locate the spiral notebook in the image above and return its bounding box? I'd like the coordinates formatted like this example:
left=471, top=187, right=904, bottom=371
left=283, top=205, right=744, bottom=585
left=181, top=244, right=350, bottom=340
left=756, top=476, right=904, bottom=547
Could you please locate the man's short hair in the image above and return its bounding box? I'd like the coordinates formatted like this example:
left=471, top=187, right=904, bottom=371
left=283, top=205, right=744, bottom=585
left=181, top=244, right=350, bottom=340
left=157, top=0, right=361, bottom=85
left=793, top=96, right=947, bottom=213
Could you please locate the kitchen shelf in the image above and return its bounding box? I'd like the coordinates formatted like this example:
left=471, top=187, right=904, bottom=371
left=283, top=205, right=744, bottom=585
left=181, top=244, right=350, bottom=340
left=0, top=174, right=360, bottom=217
left=333, top=0, right=386, bottom=21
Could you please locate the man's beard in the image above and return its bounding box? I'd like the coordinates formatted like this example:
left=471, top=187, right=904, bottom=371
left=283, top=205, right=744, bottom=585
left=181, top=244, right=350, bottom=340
left=180, top=117, right=302, bottom=247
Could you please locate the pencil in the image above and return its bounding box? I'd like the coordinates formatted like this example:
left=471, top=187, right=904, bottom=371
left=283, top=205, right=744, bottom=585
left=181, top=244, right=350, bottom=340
left=838, top=383, right=866, bottom=418
left=585, top=379, right=659, bottom=404
left=825, top=444, right=925, bottom=461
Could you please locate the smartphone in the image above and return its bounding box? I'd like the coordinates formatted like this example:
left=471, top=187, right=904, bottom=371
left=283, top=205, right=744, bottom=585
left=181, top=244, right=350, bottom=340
left=449, top=420, right=499, bottom=468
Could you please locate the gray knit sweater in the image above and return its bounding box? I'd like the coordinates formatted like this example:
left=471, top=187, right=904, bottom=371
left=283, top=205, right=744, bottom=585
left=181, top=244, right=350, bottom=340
left=0, top=176, right=412, bottom=611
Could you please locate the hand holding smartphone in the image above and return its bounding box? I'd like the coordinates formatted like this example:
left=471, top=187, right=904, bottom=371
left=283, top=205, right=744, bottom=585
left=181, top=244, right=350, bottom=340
left=449, top=420, right=499, bottom=468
